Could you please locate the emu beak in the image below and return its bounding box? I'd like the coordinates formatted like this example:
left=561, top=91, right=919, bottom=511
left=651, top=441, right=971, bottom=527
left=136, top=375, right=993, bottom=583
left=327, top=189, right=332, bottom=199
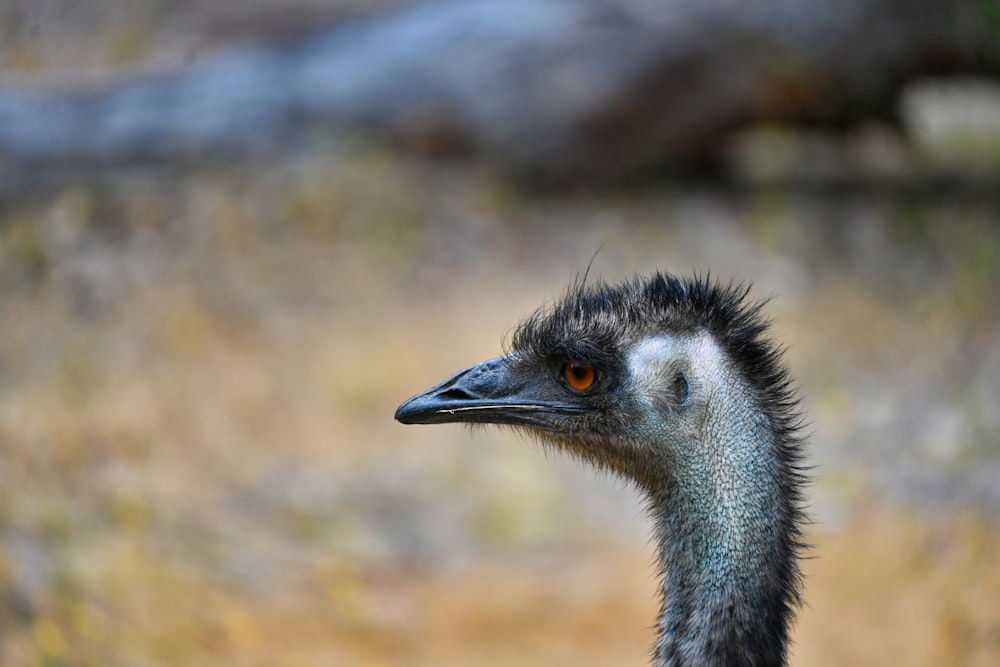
left=395, top=356, right=583, bottom=428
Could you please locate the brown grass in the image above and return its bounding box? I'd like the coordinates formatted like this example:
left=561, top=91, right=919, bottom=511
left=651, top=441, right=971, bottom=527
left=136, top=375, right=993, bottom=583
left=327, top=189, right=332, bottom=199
left=2, top=150, right=1000, bottom=666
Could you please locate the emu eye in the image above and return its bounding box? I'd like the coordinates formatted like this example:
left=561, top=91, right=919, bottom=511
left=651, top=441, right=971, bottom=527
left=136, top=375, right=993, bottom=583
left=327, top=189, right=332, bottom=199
left=564, top=361, right=596, bottom=391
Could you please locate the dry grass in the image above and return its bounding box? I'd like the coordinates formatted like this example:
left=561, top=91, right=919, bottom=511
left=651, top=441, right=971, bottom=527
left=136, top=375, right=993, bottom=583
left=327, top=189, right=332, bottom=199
left=1, top=154, right=999, bottom=667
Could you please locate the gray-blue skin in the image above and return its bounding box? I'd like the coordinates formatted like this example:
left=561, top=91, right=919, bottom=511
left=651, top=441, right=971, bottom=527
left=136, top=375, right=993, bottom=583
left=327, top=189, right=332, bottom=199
left=395, top=273, right=808, bottom=667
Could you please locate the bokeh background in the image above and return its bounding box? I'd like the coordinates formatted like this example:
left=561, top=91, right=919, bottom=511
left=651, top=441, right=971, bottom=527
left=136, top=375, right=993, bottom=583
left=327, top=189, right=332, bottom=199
left=2, top=3, right=1000, bottom=666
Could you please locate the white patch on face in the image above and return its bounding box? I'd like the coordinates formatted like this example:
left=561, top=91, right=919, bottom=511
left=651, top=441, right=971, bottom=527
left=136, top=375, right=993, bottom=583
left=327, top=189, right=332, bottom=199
left=626, top=336, right=679, bottom=390
left=626, top=333, right=730, bottom=408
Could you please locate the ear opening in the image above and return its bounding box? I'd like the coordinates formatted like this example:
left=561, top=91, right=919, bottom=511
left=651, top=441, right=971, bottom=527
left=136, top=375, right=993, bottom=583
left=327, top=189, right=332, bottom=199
left=671, top=372, right=690, bottom=406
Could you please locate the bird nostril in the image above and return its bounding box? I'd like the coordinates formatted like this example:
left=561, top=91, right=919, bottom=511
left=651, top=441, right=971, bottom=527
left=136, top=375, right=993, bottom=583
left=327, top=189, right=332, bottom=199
left=439, top=387, right=476, bottom=401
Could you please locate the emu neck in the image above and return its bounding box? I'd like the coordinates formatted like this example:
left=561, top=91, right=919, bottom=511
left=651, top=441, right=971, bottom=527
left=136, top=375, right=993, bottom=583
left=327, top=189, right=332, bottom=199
left=648, top=383, right=791, bottom=666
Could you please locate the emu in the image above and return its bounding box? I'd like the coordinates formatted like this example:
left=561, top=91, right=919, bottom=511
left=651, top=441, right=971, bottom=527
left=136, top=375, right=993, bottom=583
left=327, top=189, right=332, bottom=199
left=395, top=272, right=808, bottom=667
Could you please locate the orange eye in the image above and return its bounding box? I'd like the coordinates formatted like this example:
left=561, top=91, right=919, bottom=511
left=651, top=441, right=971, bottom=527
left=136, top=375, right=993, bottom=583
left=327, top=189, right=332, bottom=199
left=564, top=361, right=596, bottom=391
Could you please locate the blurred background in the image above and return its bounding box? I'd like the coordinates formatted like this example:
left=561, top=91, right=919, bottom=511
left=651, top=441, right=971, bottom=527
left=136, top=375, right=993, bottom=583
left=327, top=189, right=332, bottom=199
left=1, top=2, right=999, bottom=666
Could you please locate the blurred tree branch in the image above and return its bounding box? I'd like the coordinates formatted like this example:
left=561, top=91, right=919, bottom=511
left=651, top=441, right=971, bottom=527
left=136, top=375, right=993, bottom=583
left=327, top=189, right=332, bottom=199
left=1, top=0, right=998, bottom=184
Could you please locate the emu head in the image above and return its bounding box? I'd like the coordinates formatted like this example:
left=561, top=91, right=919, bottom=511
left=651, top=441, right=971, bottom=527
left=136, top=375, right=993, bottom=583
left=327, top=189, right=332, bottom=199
left=395, top=273, right=797, bottom=495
